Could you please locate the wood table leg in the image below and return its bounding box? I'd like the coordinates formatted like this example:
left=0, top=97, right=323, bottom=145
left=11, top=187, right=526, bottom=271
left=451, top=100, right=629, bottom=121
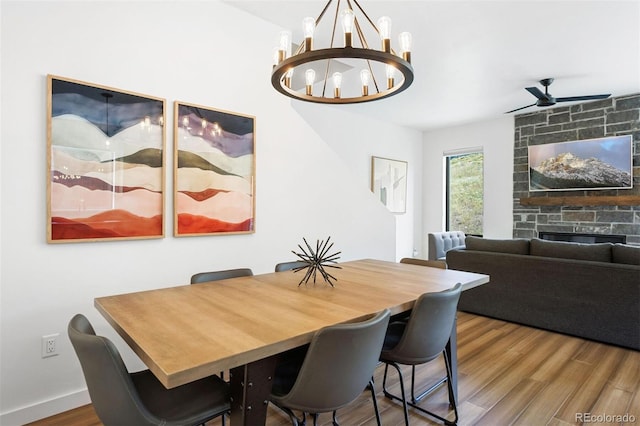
left=229, top=356, right=278, bottom=426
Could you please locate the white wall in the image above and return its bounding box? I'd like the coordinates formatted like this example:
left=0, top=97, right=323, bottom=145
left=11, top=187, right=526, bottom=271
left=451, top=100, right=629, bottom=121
left=289, top=102, right=424, bottom=259
left=0, top=1, right=422, bottom=423
left=422, top=116, right=514, bottom=256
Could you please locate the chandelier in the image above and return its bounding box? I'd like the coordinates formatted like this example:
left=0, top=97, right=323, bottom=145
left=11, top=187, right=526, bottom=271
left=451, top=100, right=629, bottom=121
left=271, top=0, right=414, bottom=104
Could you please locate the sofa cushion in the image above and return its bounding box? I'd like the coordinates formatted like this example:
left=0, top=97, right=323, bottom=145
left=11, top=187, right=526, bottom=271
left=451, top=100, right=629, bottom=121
left=465, top=236, right=530, bottom=254
left=530, top=238, right=612, bottom=262
left=612, top=244, right=640, bottom=265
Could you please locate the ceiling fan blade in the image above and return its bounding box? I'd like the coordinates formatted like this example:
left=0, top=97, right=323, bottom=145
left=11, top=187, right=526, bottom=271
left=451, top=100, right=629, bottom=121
left=525, top=86, right=547, bottom=100
left=556, top=94, right=611, bottom=102
left=505, top=103, right=537, bottom=114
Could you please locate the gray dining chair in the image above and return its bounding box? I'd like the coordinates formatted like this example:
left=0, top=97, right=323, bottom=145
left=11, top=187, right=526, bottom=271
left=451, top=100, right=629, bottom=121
left=394, top=258, right=446, bottom=323
left=68, top=314, right=230, bottom=426
left=275, top=261, right=308, bottom=272
left=190, top=268, right=253, bottom=284
left=270, top=309, right=391, bottom=426
left=379, top=283, right=462, bottom=426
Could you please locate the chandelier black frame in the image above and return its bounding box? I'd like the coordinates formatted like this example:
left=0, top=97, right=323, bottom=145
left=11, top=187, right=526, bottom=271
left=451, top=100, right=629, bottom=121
left=271, top=0, right=414, bottom=104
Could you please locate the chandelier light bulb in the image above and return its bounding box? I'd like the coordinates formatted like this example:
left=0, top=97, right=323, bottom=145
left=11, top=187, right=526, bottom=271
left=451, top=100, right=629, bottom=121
left=305, top=69, right=316, bottom=95
left=360, top=69, right=371, bottom=96
left=340, top=9, right=355, bottom=47
left=278, top=30, right=292, bottom=61
left=377, top=16, right=392, bottom=52
left=303, top=17, right=315, bottom=51
left=399, top=31, right=412, bottom=62
left=332, top=72, right=343, bottom=98
left=284, top=68, right=294, bottom=88
left=386, top=65, right=396, bottom=89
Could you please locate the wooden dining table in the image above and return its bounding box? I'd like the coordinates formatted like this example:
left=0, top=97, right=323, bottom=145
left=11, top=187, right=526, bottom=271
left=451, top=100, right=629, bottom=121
left=94, top=258, right=489, bottom=425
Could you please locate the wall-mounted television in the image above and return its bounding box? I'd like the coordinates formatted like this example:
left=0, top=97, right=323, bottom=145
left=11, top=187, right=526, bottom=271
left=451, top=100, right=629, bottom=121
left=528, top=135, right=633, bottom=191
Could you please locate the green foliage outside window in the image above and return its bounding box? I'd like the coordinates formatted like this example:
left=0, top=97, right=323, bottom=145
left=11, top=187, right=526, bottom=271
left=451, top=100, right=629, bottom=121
left=447, top=152, right=483, bottom=235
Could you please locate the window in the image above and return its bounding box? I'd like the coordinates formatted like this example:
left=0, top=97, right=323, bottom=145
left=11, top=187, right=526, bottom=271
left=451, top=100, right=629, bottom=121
left=445, top=150, right=483, bottom=235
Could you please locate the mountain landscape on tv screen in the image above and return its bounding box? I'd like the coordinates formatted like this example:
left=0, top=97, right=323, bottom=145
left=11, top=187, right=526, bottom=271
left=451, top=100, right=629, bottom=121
left=530, top=152, right=632, bottom=190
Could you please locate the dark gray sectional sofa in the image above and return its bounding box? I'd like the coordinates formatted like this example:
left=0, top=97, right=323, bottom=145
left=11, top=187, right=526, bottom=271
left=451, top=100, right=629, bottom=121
left=446, top=236, right=640, bottom=350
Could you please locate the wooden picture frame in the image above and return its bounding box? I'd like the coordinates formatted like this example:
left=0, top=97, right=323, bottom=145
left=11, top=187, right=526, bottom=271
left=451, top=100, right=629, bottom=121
left=47, top=75, right=166, bottom=243
left=371, top=156, right=408, bottom=214
left=173, top=101, right=255, bottom=236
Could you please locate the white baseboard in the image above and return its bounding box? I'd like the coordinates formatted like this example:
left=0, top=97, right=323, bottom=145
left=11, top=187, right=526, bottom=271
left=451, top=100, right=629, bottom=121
left=0, top=389, right=90, bottom=426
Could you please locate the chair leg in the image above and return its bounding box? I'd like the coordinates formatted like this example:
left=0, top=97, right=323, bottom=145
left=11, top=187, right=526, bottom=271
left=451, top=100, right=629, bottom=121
left=411, top=364, right=448, bottom=404
left=332, top=410, right=339, bottom=425
left=271, top=402, right=305, bottom=426
left=381, top=362, right=410, bottom=425
left=368, top=378, right=382, bottom=426
left=381, top=359, right=458, bottom=426
left=442, top=351, right=459, bottom=425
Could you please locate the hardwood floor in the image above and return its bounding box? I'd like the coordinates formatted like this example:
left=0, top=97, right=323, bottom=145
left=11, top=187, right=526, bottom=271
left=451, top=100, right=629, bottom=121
left=27, top=312, right=639, bottom=426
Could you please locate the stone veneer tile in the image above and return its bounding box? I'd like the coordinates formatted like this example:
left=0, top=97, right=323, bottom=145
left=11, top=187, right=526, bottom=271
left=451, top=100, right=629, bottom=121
left=607, top=109, right=639, bottom=124
left=529, top=130, right=578, bottom=145
left=534, top=124, right=563, bottom=134
left=616, top=95, right=640, bottom=110
left=571, top=109, right=607, bottom=121
left=606, top=122, right=637, bottom=133
left=575, top=224, right=614, bottom=234
left=549, top=112, right=570, bottom=124
left=563, top=118, right=604, bottom=130
left=578, top=127, right=605, bottom=140
left=515, top=114, right=547, bottom=127
left=612, top=223, right=640, bottom=235
left=596, top=211, right=635, bottom=223
left=581, top=98, right=614, bottom=111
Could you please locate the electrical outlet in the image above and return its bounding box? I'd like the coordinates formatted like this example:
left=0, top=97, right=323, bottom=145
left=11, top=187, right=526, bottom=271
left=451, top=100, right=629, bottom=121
left=42, top=334, right=59, bottom=358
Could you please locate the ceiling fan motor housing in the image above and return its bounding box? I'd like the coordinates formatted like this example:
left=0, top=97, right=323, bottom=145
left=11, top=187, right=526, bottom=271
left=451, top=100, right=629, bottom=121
left=537, top=97, right=556, bottom=106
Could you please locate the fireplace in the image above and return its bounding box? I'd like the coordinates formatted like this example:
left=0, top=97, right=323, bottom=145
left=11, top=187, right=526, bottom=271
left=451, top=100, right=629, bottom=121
left=538, top=231, right=626, bottom=244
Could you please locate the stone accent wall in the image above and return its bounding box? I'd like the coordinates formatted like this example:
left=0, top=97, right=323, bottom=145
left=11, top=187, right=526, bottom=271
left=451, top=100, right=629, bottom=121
left=513, top=93, right=640, bottom=245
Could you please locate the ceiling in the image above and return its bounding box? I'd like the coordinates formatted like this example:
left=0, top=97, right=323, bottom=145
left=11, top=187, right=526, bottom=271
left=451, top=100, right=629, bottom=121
left=224, top=0, right=640, bottom=131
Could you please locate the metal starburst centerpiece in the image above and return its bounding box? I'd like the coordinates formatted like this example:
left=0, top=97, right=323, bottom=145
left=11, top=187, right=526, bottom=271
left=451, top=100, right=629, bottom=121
left=292, top=237, right=342, bottom=286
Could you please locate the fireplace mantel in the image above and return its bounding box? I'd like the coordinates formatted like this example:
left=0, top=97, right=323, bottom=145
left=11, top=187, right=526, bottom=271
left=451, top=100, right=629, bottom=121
left=519, top=195, right=640, bottom=207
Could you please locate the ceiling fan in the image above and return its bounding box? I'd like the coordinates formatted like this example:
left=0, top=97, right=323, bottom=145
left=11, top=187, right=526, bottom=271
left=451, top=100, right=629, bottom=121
left=506, top=78, right=611, bottom=113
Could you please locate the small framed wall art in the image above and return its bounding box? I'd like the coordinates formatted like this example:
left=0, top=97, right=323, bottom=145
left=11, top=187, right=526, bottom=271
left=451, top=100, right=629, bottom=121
left=47, top=75, right=166, bottom=243
left=173, top=101, right=256, bottom=236
left=371, top=156, right=408, bottom=214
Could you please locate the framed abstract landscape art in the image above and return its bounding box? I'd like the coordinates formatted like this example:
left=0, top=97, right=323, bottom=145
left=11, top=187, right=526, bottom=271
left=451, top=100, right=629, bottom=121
left=371, top=156, right=408, bottom=214
left=173, top=102, right=255, bottom=236
left=47, top=75, right=166, bottom=243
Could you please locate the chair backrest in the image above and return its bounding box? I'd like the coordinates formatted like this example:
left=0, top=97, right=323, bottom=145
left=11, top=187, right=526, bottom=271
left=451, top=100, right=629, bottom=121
left=190, top=268, right=253, bottom=284
left=278, top=309, right=390, bottom=413
left=428, top=231, right=466, bottom=260
left=400, top=258, right=447, bottom=269
left=275, top=261, right=308, bottom=272
left=384, top=283, right=462, bottom=364
left=68, top=314, right=156, bottom=425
